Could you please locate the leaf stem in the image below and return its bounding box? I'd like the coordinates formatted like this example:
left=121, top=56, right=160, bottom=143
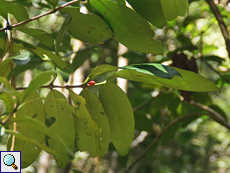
left=0, top=0, right=80, bottom=32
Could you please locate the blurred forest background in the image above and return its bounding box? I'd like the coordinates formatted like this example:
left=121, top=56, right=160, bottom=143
left=1, top=0, right=230, bottom=172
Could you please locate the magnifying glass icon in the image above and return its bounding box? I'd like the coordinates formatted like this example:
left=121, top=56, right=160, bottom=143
left=3, top=154, right=18, bottom=170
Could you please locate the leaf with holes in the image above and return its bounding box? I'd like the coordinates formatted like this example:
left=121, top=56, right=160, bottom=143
left=79, top=89, right=110, bottom=157
left=60, top=7, right=113, bottom=44
left=44, top=90, right=75, bottom=168
left=99, top=83, right=134, bottom=156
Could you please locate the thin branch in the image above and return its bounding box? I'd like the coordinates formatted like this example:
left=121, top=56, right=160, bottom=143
left=189, top=100, right=230, bottom=129
left=126, top=113, right=206, bottom=172
left=15, top=84, right=90, bottom=90
left=0, top=0, right=80, bottom=32
left=206, top=0, right=230, bottom=58
left=133, top=97, right=154, bottom=112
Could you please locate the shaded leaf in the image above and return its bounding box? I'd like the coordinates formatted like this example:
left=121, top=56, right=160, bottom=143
left=0, top=0, right=29, bottom=22
left=17, top=28, right=54, bottom=47
left=0, top=58, right=13, bottom=78
left=99, top=83, right=134, bottom=156
left=9, top=92, right=45, bottom=168
left=91, top=0, right=164, bottom=54
left=44, top=90, right=75, bottom=168
left=121, top=63, right=181, bottom=79
left=23, top=71, right=56, bottom=101
left=60, top=7, right=113, bottom=44
left=56, top=15, right=72, bottom=52
left=80, top=89, right=110, bottom=157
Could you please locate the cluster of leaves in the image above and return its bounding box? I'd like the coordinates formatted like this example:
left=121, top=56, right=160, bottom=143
left=0, top=0, right=224, bottom=171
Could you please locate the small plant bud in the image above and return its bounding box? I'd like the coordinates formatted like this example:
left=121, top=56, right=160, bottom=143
left=88, top=81, right=96, bottom=86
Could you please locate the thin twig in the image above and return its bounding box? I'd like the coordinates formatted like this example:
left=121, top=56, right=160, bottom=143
left=15, top=84, right=87, bottom=90
left=0, top=0, right=80, bottom=32
left=133, top=97, right=154, bottom=112
left=206, top=0, right=230, bottom=58
left=126, top=113, right=206, bottom=172
left=189, top=100, right=230, bottom=129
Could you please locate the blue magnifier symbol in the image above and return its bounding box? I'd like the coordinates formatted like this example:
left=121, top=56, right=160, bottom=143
left=3, top=154, right=18, bottom=170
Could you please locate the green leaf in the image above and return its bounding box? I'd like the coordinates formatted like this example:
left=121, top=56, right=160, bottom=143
left=0, top=58, right=13, bottom=78
left=60, top=7, right=113, bottom=44
left=160, top=0, right=189, bottom=21
left=0, top=93, right=14, bottom=113
left=69, top=90, right=110, bottom=157
left=5, top=130, right=57, bottom=156
left=114, top=67, right=219, bottom=92
left=121, top=63, right=181, bottom=79
left=0, top=0, right=29, bottom=22
left=32, top=47, right=68, bottom=69
left=126, top=0, right=167, bottom=28
left=72, top=49, right=91, bottom=71
left=80, top=89, right=110, bottom=157
left=7, top=116, right=74, bottom=159
left=9, top=92, right=45, bottom=168
left=0, top=76, right=14, bottom=90
left=91, top=0, right=164, bottom=54
left=56, top=16, right=72, bottom=53
left=87, top=64, right=118, bottom=80
left=44, top=90, right=75, bottom=168
left=99, top=83, right=134, bottom=156
left=50, top=0, right=58, bottom=8
left=23, top=71, right=56, bottom=101
left=17, top=28, right=54, bottom=47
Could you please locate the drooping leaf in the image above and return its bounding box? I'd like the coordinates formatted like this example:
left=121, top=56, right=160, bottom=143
left=0, top=0, right=29, bottom=22
left=44, top=90, right=75, bottom=168
left=8, top=92, right=45, bottom=168
left=0, top=76, right=14, bottom=90
left=160, top=0, right=189, bottom=21
left=0, top=93, right=14, bottom=113
left=0, top=58, right=13, bottom=78
left=17, top=28, right=54, bottom=47
left=113, top=67, right=219, bottom=92
left=99, top=83, right=134, bottom=156
left=69, top=90, right=110, bottom=157
left=60, top=7, right=113, bottom=44
left=72, top=48, right=92, bottom=71
left=32, top=47, right=68, bottom=69
left=126, top=0, right=167, bottom=28
left=23, top=71, right=56, bottom=101
left=50, top=0, right=58, bottom=8
left=90, top=0, right=164, bottom=54
left=56, top=16, right=72, bottom=53
left=79, top=89, right=110, bottom=157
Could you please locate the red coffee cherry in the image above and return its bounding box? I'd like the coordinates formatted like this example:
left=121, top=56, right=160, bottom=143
left=88, top=81, right=96, bottom=86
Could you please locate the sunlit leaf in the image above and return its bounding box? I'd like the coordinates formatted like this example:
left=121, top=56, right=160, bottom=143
left=127, top=0, right=167, bottom=28
left=80, top=89, right=110, bottom=157
left=60, top=7, right=113, bottom=44
left=91, top=0, right=164, bottom=54
left=99, top=83, right=134, bottom=156
left=70, top=90, right=110, bottom=157
left=0, top=58, right=13, bottom=78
